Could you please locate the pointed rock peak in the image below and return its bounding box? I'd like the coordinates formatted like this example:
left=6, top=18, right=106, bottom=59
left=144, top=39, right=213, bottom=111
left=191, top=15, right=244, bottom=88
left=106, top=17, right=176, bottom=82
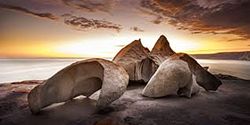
left=113, top=39, right=148, bottom=61
left=120, top=39, right=145, bottom=53
left=159, top=35, right=168, bottom=44
left=156, top=35, right=169, bottom=46
left=113, top=38, right=152, bottom=82
left=129, top=39, right=142, bottom=46
left=151, top=35, right=175, bottom=56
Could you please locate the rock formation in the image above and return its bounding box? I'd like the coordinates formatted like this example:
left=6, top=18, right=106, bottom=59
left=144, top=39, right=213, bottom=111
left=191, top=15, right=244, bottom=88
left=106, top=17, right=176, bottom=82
left=149, top=35, right=175, bottom=65
left=142, top=58, right=200, bottom=98
left=113, top=39, right=157, bottom=82
left=28, top=58, right=129, bottom=114
left=177, top=75, right=201, bottom=97
left=27, top=35, right=222, bottom=114
left=147, top=35, right=220, bottom=91
left=171, top=53, right=222, bottom=91
left=112, top=35, right=221, bottom=91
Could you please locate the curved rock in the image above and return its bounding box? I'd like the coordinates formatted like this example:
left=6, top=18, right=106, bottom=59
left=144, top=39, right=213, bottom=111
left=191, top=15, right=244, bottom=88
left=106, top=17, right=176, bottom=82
left=113, top=39, right=157, bottom=82
left=149, top=35, right=175, bottom=65
left=142, top=58, right=199, bottom=98
left=28, top=58, right=129, bottom=114
left=177, top=75, right=201, bottom=97
left=171, top=53, right=222, bottom=91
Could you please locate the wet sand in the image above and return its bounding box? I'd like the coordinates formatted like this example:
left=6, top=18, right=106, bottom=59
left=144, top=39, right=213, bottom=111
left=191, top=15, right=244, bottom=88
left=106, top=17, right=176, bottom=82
left=0, top=75, right=250, bottom=125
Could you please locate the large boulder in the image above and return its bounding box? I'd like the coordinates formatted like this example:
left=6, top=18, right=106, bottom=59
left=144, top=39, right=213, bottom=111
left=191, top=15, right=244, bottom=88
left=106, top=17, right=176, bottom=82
left=149, top=35, right=221, bottom=91
left=113, top=39, right=157, bottom=82
left=171, top=53, right=222, bottom=91
left=28, top=58, right=129, bottom=114
left=142, top=58, right=200, bottom=98
left=149, top=35, right=176, bottom=65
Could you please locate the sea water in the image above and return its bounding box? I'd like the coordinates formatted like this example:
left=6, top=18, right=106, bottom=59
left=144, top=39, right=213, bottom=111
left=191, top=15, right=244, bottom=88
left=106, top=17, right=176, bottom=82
left=197, top=59, right=250, bottom=80
left=0, top=59, right=249, bottom=83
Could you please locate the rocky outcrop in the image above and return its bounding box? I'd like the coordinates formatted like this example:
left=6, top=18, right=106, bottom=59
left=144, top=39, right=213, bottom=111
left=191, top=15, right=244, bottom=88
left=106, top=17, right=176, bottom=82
left=28, top=58, right=129, bottom=114
left=113, top=35, right=221, bottom=91
left=171, top=53, right=222, bottom=91
left=27, top=35, right=222, bottom=115
left=113, top=40, right=157, bottom=82
left=149, top=35, right=175, bottom=65
left=112, top=36, right=175, bottom=83
left=142, top=58, right=200, bottom=98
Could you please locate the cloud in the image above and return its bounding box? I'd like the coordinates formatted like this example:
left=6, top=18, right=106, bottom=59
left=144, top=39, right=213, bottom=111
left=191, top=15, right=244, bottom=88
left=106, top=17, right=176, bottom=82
left=140, top=0, right=250, bottom=40
left=0, top=4, right=58, bottom=20
left=150, top=16, right=163, bottom=24
left=63, top=14, right=122, bottom=32
left=0, top=2, right=122, bottom=32
left=61, top=0, right=116, bottom=13
left=115, top=44, right=126, bottom=47
left=227, top=38, right=249, bottom=42
left=130, top=26, right=144, bottom=32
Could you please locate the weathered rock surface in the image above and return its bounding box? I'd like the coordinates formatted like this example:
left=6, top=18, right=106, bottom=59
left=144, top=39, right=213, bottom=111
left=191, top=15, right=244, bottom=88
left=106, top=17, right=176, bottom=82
left=149, top=35, right=175, bottom=65
left=113, top=35, right=221, bottom=91
left=113, top=40, right=157, bottom=82
left=1, top=78, right=250, bottom=125
left=28, top=58, right=129, bottom=114
left=142, top=58, right=200, bottom=98
left=171, top=53, right=222, bottom=91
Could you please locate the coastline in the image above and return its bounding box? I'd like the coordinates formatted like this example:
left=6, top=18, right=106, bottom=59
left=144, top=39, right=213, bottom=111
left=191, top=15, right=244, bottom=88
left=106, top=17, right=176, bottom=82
left=0, top=74, right=250, bottom=125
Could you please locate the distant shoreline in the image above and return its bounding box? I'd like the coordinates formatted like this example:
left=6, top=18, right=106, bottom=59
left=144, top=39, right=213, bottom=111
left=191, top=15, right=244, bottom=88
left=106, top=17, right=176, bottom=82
left=192, top=51, right=250, bottom=61
left=0, top=51, right=249, bottom=61
left=0, top=58, right=249, bottom=83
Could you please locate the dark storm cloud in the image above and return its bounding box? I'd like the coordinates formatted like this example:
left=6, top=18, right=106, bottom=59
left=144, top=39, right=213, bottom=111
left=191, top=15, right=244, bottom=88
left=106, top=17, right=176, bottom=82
left=130, top=26, right=144, bottom=32
left=61, top=0, right=115, bottom=12
left=140, top=0, right=250, bottom=40
left=0, top=4, right=58, bottom=20
left=63, top=14, right=122, bottom=32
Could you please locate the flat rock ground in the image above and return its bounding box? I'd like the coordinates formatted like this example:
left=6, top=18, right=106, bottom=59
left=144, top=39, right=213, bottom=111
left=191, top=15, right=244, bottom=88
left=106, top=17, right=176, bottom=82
left=0, top=78, right=250, bottom=125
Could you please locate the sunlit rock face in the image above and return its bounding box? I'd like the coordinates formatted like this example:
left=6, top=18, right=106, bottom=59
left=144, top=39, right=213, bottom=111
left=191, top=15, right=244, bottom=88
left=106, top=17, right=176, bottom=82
left=146, top=35, right=221, bottom=91
left=113, top=39, right=157, bottom=83
left=113, top=35, right=177, bottom=83
left=142, top=58, right=200, bottom=98
left=149, top=35, right=176, bottom=65
left=171, top=53, right=222, bottom=91
left=27, top=35, right=222, bottom=115
left=28, top=58, right=129, bottom=114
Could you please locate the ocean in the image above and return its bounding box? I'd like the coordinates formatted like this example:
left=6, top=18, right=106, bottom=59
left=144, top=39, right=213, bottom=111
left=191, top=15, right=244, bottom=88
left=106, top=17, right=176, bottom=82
left=0, top=59, right=249, bottom=83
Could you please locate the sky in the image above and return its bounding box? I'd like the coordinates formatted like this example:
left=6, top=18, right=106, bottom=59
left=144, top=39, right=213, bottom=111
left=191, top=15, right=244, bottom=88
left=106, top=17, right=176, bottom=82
left=0, top=0, right=250, bottom=58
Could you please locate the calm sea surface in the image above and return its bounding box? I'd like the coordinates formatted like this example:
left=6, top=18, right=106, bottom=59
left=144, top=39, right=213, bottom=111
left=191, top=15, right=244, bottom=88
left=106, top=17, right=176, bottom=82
left=0, top=59, right=249, bottom=83
left=197, top=59, right=250, bottom=80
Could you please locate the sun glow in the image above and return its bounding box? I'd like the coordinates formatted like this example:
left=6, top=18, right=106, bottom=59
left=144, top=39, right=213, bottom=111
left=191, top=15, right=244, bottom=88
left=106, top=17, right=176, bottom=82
left=55, top=36, right=202, bottom=58
left=167, top=38, right=201, bottom=53
left=56, top=40, right=121, bottom=58
left=2, top=34, right=247, bottom=58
